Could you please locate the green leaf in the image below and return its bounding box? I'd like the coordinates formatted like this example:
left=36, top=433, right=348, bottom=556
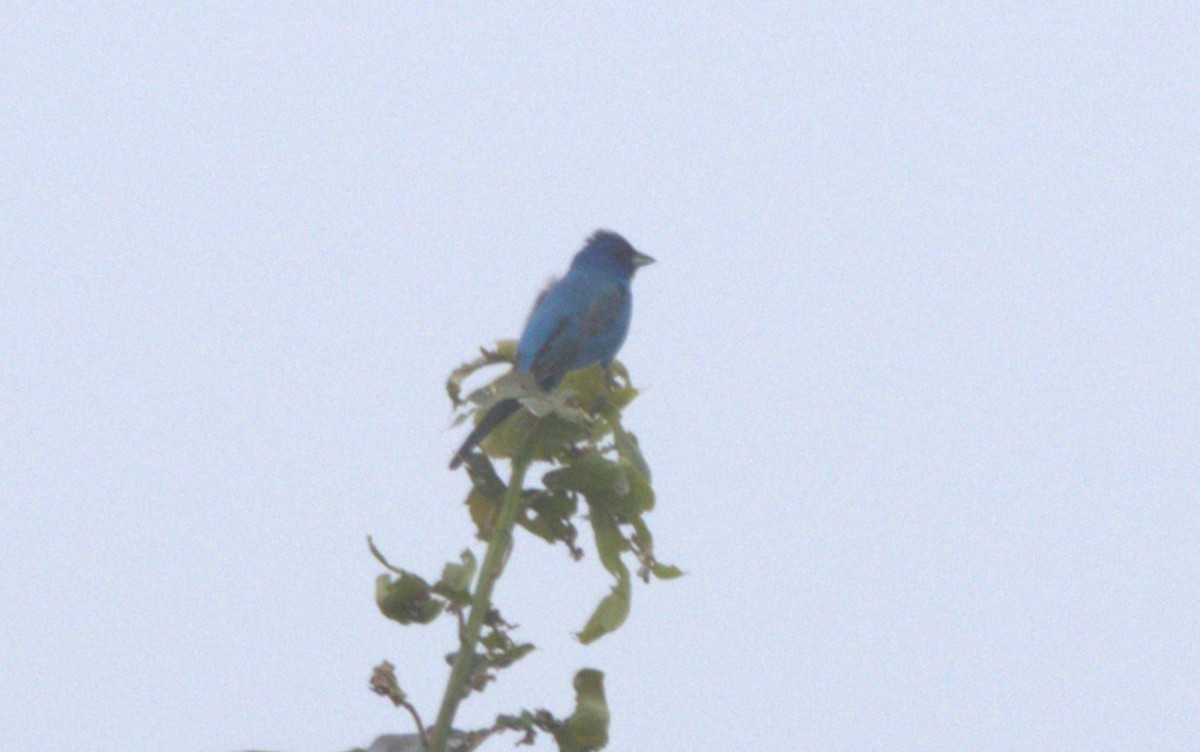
left=628, top=515, right=683, bottom=582
left=577, top=509, right=631, bottom=643
left=375, top=571, right=445, bottom=625
left=588, top=506, right=627, bottom=576
left=544, top=451, right=652, bottom=520
left=609, top=412, right=652, bottom=485
left=518, top=489, right=582, bottom=556
left=481, top=406, right=540, bottom=462
left=544, top=454, right=623, bottom=507
left=651, top=562, right=686, bottom=579
left=449, top=346, right=644, bottom=468
left=553, top=669, right=610, bottom=751
left=558, top=363, right=607, bottom=401
left=576, top=573, right=631, bottom=644
left=617, top=458, right=654, bottom=516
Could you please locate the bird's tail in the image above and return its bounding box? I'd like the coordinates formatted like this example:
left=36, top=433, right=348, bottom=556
left=449, top=398, right=522, bottom=469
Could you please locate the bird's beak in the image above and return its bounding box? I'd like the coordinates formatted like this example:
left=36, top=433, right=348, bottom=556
left=631, top=250, right=656, bottom=267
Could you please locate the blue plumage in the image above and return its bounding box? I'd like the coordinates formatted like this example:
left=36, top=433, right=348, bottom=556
left=450, top=230, right=654, bottom=469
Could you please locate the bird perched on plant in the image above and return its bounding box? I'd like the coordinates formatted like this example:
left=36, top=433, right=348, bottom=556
left=450, top=230, right=654, bottom=469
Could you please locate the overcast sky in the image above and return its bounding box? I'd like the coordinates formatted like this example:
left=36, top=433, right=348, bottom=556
left=3, top=4, right=1198, bottom=751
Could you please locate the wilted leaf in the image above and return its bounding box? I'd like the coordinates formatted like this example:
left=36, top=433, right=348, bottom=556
left=367, top=536, right=406, bottom=575
left=446, top=340, right=516, bottom=406
left=464, top=369, right=540, bottom=410
left=443, top=649, right=495, bottom=696
left=433, top=549, right=477, bottom=605
left=553, top=669, right=609, bottom=751
left=466, top=487, right=500, bottom=539
left=475, top=608, right=536, bottom=671
left=375, top=571, right=445, bottom=625
left=369, top=660, right=405, bottom=706
left=493, top=710, right=543, bottom=746
left=489, top=641, right=536, bottom=669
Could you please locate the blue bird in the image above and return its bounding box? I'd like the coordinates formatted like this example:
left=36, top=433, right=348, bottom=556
left=450, top=230, right=654, bottom=469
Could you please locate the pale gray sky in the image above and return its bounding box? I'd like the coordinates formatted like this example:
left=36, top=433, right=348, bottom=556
left=3, top=4, right=1198, bottom=751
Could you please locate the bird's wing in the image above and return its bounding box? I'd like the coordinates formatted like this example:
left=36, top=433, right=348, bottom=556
left=529, top=276, right=558, bottom=311
left=524, top=274, right=629, bottom=388
left=580, top=284, right=628, bottom=339
left=529, top=316, right=581, bottom=388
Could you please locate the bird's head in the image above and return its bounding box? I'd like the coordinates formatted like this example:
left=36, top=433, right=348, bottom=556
left=572, top=230, right=655, bottom=279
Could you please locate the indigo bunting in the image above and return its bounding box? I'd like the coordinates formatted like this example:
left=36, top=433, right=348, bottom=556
left=450, top=230, right=654, bottom=469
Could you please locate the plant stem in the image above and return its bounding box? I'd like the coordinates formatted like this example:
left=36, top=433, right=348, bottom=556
left=428, top=448, right=533, bottom=752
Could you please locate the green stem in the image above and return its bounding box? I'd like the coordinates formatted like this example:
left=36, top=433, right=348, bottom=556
left=428, top=447, right=533, bottom=752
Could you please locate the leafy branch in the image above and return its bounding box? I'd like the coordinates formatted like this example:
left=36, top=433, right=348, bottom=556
left=370, top=342, right=680, bottom=751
